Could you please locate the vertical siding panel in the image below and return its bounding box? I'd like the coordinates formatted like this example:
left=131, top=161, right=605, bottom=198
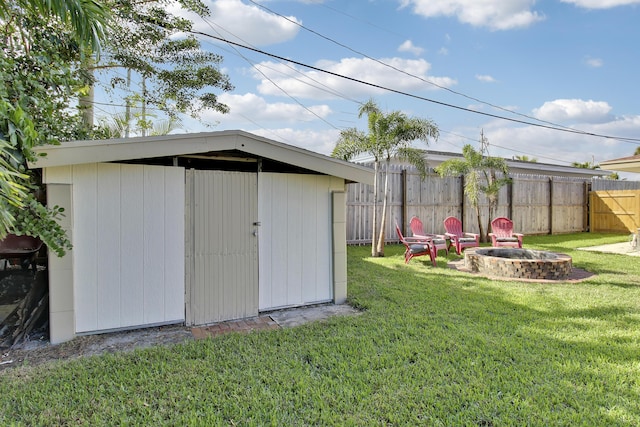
left=120, top=164, right=144, bottom=327
left=96, top=164, right=121, bottom=330
left=271, top=175, right=289, bottom=308
left=260, top=173, right=284, bottom=309
left=287, top=175, right=303, bottom=305
left=143, top=166, right=165, bottom=324
left=224, top=173, right=237, bottom=318
left=258, top=173, right=273, bottom=310
left=73, top=164, right=98, bottom=332
left=301, top=175, right=319, bottom=302
left=184, top=170, right=193, bottom=325
left=204, top=171, right=216, bottom=322
left=164, top=167, right=185, bottom=321
left=223, top=172, right=236, bottom=319
left=246, top=173, right=259, bottom=315
left=192, top=171, right=207, bottom=324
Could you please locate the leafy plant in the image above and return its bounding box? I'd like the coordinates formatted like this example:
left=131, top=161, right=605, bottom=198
left=85, top=0, right=233, bottom=129
left=9, top=194, right=71, bottom=257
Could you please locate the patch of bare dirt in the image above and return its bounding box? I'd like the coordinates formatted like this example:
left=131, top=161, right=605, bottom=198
left=0, top=324, right=194, bottom=372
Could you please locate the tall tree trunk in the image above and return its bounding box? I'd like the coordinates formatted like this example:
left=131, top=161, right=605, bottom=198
left=141, top=77, right=147, bottom=137
left=376, top=158, right=391, bottom=256
left=79, top=59, right=95, bottom=129
left=125, top=68, right=131, bottom=137
left=475, top=203, right=486, bottom=242
left=371, top=161, right=379, bottom=257
left=486, top=170, right=497, bottom=240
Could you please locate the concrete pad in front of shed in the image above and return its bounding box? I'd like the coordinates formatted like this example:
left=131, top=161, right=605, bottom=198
left=268, top=304, right=361, bottom=328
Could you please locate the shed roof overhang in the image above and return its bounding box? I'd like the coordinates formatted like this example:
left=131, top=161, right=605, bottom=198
left=28, top=130, right=374, bottom=185
left=599, top=155, right=640, bottom=174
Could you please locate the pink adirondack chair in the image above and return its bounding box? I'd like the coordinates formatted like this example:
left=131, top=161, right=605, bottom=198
left=395, top=222, right=436, bottom=266
left=489, top=217, right=524, bottom=248
left=409, top=216, right=448, bottom=257
left=442, top=216, right=480, bottom=255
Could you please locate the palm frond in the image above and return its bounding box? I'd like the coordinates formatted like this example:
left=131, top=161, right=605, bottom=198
left=332, top=128, right=368, bottom=161
left=397, top=147, right=429, bottom=178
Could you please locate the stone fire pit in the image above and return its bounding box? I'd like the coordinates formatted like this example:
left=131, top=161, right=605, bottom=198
left=464, top=248, right=572, bottom=280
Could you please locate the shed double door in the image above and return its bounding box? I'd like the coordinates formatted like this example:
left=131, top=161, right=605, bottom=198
left=186, top=170, right=259, bottom=325
left=186, top=170, right=335, bottom=326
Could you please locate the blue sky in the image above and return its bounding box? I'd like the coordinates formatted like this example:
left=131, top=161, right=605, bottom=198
left=97, top=0, right=640, bottom=170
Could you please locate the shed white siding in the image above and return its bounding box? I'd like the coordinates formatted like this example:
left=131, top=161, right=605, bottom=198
left=258, top=173, right=343, bottom=310
left=73, top=163, right=184, bottom=333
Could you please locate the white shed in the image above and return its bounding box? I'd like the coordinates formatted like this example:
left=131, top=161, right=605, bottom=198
left=29, top=130, right=374, bottom=344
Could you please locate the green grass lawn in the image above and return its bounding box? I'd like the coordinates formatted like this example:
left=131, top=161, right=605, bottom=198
left=1, top=233, right=640, bottom=426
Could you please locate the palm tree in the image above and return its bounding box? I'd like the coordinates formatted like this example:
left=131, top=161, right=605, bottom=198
left=0, top=0, right=109, bottom=52
left=435, top=135, right=510, bottom=242
left=96, top=111, right=182, bottom=139
left=332, top=99, right=439, bottom=256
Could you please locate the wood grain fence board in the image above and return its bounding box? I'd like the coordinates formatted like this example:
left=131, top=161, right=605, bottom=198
left=590, top=190, right=640, bottom=233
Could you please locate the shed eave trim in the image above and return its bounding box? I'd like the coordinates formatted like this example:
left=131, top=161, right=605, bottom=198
left=28, top=130, right=374, bottom=184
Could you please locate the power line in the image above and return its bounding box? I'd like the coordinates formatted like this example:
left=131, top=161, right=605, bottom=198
left=248, top=0, right=582, bottom=135
left=197, top=16, right=344, bottom=130
left=187, top=30, right=640, bottom=144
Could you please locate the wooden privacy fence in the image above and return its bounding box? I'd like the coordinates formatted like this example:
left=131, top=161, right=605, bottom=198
left=346, top=164, right=591, bottom=244
left=590, top=190, right=640, bottom=233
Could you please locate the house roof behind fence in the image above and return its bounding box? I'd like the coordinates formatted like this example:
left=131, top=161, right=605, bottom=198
left=28, top=130, right=374, bottom=184
left=600, top=154, right=640, bottom=174
left=381, top=150, right=611, bottom=179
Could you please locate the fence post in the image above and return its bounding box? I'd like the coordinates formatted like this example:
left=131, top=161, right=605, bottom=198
left=460, top=174, right=465, bottom=228
left=402, top=168, right=407, bottom=235
left=507, top=177, right=513, bottom=220
left=548, top=177, right=553, bottom=235
left=584, top=181, right=591, bottom=232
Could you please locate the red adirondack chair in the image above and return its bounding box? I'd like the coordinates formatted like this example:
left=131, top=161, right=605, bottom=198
left=395, top=223, right=436, bottom=266
left=409, top=216, right=448, bottom=257
left=442, top=216, right=480, bottom=255
left=489, top=217, right=524, bottom=248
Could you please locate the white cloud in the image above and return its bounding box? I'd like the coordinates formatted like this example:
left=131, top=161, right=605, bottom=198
left=585, top=57, right=604, bottom=68
left=251, top=57, right=457, bottom=100
left=398, top=40, right=425, bottom=56
left=438, top=47, right=449, bottom=55
left=169, top=0, right=300, bottom=46
left=476, top=74, right=497, bottom=83
left=399, top=0, right=545, bottom=30
left=478, top=114, right=640, bottom=167
left=201, top=93, right=332, bottom=124
left=532, top=99, right=613, bottom=123
left=560, top=0, right=640, bottom=9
